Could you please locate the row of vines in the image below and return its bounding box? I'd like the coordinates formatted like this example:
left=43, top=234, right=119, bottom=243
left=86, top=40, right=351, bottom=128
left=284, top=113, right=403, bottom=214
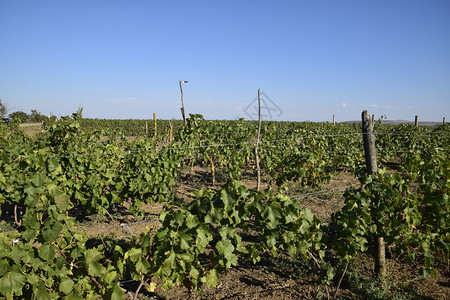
left=0, top=114, right=448, bottom=299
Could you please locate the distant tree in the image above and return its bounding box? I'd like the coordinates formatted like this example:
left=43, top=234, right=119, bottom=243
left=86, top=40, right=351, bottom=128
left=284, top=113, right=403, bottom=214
left=29, top=110, right=48, bottom=123
left=48, top=113, right=58, bottom=121
left=9, top=111, right=30, bottom=122
left=0, top=99, right=8, bottom=118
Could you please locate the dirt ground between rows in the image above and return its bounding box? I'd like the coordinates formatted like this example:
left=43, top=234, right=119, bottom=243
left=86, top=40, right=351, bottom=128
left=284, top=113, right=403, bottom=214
left=77, top=168, right=449, bottom=300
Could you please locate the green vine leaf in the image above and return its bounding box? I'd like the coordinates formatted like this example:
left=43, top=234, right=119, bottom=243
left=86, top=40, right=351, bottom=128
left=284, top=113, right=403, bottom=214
left=0, top=268, right=26, bottom=295
left=59, top=277, right=74, bottom=294
left=84, top=249, right=103, bottom=277
left=205, top=269, right=219, bottom=288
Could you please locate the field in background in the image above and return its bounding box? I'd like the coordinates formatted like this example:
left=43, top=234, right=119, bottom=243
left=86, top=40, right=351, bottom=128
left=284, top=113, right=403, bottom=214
left=19, top=122, right=43, bottom=136
left=16, top=118, right=447, bottom=138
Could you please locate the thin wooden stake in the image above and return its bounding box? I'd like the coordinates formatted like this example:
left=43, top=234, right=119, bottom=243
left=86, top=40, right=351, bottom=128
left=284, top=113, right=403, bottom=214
left=333, top=115, right=336, bottom=125
left=169, top=119, right=173, bottom=143
left=180, top=108, right=186, bottom=127
left=362, top=110, right=385, bottom=278
left=333, top=262, right=349, bottom=300
left=153, top=113, right=157, bottom=141
left=415, top=115, right=419, bottom=127
left=179, top=80, right=188, bottom=127
left=145, top=121, right=148, bottom=137
left=255, top=89, right=262, bottom=191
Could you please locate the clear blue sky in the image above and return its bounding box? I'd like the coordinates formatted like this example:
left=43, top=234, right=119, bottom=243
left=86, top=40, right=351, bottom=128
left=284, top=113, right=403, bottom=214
left=1, top=0, right=449, bottom=122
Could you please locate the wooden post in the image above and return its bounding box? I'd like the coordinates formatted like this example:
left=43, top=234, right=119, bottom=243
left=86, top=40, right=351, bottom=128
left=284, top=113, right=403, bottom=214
left=362, top=111, right=378, bottom=174
left=180, top=108, right=186, bottom=127
left=179, top=80, right=188, bottom=128
left=153, top=113, right=157, bottom=141
left=372, top=114, right=375, bottom=124
left=361, top=110, right=385, bottom=278
left=415, top=115, right=418, bottom=127
left=168, top=119, right=173, bottom=143
left=145, top=121, right=148, bottom=137
left=255, top=89, right=262, bottom=191
left=443, top=117, right=446, bottom=126
left=333, top=115, right=336, bottom=125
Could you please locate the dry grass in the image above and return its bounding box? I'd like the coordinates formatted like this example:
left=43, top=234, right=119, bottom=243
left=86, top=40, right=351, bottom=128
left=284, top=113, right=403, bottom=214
left=19, top=123, right=43, bottom=136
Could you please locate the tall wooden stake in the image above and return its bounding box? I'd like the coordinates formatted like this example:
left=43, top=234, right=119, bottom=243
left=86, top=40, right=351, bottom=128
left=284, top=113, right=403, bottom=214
left=179, top=80, right=188, bottom=127
left=415, top=115, right=419, bottom=127
left=153, top=113, right=157, bottom=141
left=169, top=119, right=173, bottom=143
left=362, top=110, right=385, bottom=278
left=255, top=89, right=262, bottom=191
left=333, top=115, right=336, bottom=125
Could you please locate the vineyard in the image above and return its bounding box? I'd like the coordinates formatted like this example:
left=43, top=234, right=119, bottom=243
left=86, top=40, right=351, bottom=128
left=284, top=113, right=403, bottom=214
left=0, top=113, right=449, bottom=299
